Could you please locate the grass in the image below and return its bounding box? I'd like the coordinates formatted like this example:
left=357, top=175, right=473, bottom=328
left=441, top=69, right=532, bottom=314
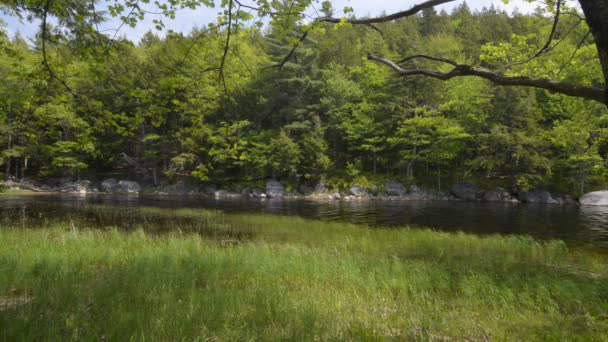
left=1, top=208, right=608, bottom=340
left=0, top=188, right=39, bottom=196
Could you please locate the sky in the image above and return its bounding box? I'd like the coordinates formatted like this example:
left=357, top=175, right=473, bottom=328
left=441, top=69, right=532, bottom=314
left=1, top=0, right=541, bottom=44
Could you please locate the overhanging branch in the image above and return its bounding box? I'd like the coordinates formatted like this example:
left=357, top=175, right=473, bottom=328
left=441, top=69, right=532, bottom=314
left=369, top=54, right=606, bottom=104
left=318, top=0, right=456, bottom=24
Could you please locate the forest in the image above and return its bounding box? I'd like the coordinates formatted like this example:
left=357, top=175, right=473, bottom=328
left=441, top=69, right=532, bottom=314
left=3, top=1, right=608, bottom=340
left=1, top=0, right=608, bottom=196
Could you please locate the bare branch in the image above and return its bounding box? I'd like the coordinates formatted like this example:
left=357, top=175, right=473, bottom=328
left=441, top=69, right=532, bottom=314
left=318, top=0, right=456, bottom=25
left=397, top=54, right=458, bottom=66
left=368, top=53, right=606, bottom=104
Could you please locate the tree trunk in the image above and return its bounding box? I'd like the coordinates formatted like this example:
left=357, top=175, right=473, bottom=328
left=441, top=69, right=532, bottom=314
left=5, top=133, right=11, bottom=180
left=437, top=167, right=441, bottom=192
left=510, top=173, right=518, bottom=195
left=579, top=0, right=608, bottom=104
left=373, top=153, right=377, bottom=176
left=406, top=161, right=414, bottom=180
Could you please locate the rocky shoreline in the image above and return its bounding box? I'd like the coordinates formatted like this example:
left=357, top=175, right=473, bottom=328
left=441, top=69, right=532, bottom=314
left=3, top=178, right=608, bottom=206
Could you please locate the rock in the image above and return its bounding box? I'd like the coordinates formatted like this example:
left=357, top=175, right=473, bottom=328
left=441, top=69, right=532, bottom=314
left=265, top=180, right=285, bottom=198
left=313, top=182, right=326, bottom=194
left=482, top=187, right=513, bottom=202
left=100, top=178, right=118, bottom=192
left=554, top=194, right=577, bottom=205
left=161, top=182, right=194, bottom=195
left=403, top=184, right=449, bottom=201
left=330, top=192, right=341, bottom=200
left=18, top=178, right=41, bottom=191
left=349, top=185, right=369, bottom=197
left=298, top=185, right=313, bottom=195
left=75, top=180, right=91, bottom=193
left=386, top=181, right=406, bottom=196
left=214, top=190, right=228, bottom=198
left=251, top=189, right=265, bottom=198
left=203, top=185, right=218, bottom=194
left=117, top=180, right=141, bottom=194
left=579, top=191, right=608, bottom=206
left=518, top=190, right=557, bottom=204
left=450, top=183, right=481, bottom=201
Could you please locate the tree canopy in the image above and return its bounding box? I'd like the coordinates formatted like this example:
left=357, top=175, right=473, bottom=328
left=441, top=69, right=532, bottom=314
left=0, top=0, right=607, bottom=195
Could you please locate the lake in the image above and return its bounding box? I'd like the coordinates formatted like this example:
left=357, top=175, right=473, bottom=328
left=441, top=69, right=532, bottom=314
left=1, top=193, right=608, bottom=250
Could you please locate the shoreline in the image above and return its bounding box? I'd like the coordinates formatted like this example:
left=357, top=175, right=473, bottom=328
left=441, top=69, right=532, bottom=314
left=2, top=178, right=607, bottom=206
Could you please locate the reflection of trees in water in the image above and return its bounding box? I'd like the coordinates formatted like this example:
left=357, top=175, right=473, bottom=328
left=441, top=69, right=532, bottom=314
left=579, top=206, right=608, bottom=247
left=1, top=195, right=608, bottom=249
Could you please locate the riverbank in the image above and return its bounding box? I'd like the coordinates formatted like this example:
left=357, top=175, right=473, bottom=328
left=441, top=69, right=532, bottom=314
left=1, top=211, right=607, bottom=340
left=5, top=177, right=608, bottom=206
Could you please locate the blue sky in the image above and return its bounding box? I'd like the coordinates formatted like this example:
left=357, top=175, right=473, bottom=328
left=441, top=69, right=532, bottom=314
left=1, top=0, right=540, bottom=43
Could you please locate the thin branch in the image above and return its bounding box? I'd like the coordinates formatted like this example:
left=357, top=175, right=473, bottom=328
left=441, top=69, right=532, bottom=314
left=368, top=53, right=606, bottom=104
left=262, top=30, right=309, bottom=70
left=40, top=0, right=77, bottom=97
left=534, top=0, right=562, bottom=58
left=109, top=0, right=140, bottom=45
left=364, top=23, right=384, bottom=38
left=498, top=0, right=563, bottom=70
left=218, top=0, right=233, bottom=94
left=557, top=31, right=592, bottom=75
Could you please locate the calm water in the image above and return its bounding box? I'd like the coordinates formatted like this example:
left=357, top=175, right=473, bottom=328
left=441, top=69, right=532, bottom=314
left=1, top=194, right=608, bottom=249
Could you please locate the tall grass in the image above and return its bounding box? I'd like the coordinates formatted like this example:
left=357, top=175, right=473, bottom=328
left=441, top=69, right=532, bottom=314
left=1, top=209, right=607, bottom=340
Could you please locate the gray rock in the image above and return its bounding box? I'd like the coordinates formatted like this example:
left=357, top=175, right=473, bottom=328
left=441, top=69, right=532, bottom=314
left=349, top=185, right=369, bottom=197
left=118, top=180, right=141, bottom=193
left=482, top=187, right=513, bottom=202
left=75, top=180, right=91, bottom=193
left=330, top=192, right=341, bottom=200
left=313, top=182, right=326, bottom=194
left=450, top=183, right=481, bottom=201
left=518, top=190, right=557, bottom=204
left=386, top=181, right=406, bottom=196
left=100, top=178, right=118, bottom=192
left=547, top=192, right=577, bottom=205
left=203, top=185, right=218, bottom=194
left=251, top=189, right=265, bottom=198
left=161, top=183, right=194, bottom=195
left=214, top=190, right=228, bottom=198
left=579, top=190, right=608, bottom=206
left=298, top=185, right=313, bottom=195
left=265, top=180, right=285, bottom=198
left=403, top=184, right=449, bottom=201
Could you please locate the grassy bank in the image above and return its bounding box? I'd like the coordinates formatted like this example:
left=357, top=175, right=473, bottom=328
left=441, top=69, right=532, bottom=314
left=1, top=210, right=608, bottom=340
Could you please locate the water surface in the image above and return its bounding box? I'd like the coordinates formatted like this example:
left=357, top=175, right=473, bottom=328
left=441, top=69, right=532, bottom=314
left=1, top=194, right=608, bottom=249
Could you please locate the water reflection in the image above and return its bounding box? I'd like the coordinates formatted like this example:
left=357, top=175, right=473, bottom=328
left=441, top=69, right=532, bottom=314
left=0, top=194, right=607, bottom=249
